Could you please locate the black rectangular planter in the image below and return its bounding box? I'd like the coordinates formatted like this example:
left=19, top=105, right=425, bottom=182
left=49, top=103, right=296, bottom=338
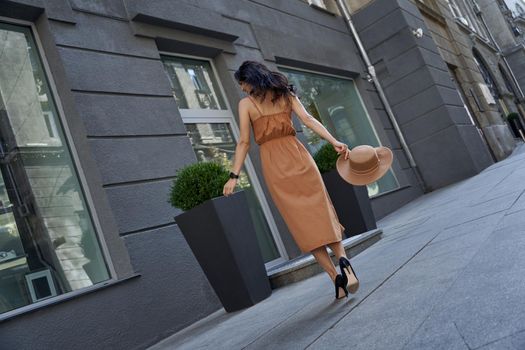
left=174, top=190, right=271, bottom=312
left=321, top=169, right=376, bottom=238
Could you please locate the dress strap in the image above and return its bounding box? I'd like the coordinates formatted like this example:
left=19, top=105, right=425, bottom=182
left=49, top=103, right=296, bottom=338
left=247, top=95, right=263, bottom=117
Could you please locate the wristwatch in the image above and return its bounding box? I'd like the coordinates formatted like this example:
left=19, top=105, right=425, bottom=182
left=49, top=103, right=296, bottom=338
left=229, top=171, right=239, bottom=179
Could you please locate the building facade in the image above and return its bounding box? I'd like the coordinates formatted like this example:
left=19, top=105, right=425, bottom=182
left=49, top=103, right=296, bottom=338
left=0, top=0, right=518, bottom=349
left=491, top=0, right=525, bottom=102
left=507, top=0, right=525, bottom=44
left=501, top=0, right=525, bottom=44
left=504, top=0, right=525, bottom=26
left=416, top=0, right=523, bottom=159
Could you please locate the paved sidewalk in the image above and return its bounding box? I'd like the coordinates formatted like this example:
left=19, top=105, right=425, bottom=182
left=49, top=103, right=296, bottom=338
left=150, top=143, right=525, bottom=350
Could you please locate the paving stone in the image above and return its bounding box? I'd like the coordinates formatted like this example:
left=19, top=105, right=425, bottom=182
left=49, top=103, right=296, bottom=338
left=403, top=211, right=525, bottom=350
left=148, top=143, right=525, bottom=350
left=476, top=329, right=525, bottom=349
left=506, top=191, right=525, bottom=215
left=149, top=277, right=325, bottom=350
left=421, top=212, right=504, bottom=249
left=402, top=320, right=470, bottom=350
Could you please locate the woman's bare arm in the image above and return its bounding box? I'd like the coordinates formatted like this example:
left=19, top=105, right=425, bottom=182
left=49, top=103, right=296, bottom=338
left=290, top=95, right=349, bottom=159
left=224, top=98, right=251, bottom=196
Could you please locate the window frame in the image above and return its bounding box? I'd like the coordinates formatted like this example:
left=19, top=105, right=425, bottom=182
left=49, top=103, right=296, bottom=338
left=465, top=0, right=489, bottom=39
left=447, top=0, right=489, bottom=41
left=305, top=0, right=340, bottom=15
left=0, top=16, right=118, bottom=322
left=447, top=0, right=465, bottom=20
left=159, top=52, right=289, bottom=268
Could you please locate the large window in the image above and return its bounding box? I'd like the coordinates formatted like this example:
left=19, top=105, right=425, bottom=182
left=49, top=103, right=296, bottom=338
left=473, top=50, right=500, bottom=99
left=0, top=23, right=110, bottom=316
left=446, top=0, right=489, bottom=39
left=161, top=55, right=286, bottom=265
left=280, top=67, right=399, bottom=197
left=162, top=56, right=226, bottom=110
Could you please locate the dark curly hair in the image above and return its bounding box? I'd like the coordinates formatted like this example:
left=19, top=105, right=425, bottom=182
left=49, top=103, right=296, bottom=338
left=234, top=60, right=296, bottom=106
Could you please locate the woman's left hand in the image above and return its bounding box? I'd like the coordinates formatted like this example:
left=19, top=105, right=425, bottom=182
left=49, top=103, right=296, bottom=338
left=332, top=141, right=351, bottom=160
left=223, top=178, right=238, bottom=197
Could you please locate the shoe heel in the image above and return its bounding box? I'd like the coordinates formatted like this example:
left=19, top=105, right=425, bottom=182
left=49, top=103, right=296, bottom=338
left=340, top=257, right=359, bottom=294
left=334, top=274, right=348, bottom=299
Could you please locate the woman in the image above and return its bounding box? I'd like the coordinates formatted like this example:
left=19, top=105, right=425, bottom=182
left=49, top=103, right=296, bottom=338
left=223, top=60, right=359, bottom=299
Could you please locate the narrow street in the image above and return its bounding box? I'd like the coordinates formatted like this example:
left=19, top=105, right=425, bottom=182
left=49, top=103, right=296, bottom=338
left=150, top=143, right=525, bottom=350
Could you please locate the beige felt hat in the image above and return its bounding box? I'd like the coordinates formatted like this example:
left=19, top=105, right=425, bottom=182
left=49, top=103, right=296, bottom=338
left=336, top=145, right=393, bottom=186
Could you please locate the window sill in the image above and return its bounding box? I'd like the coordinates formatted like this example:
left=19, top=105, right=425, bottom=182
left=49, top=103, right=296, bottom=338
left=454, top=19, right=495, bottom=49
left=369, top=184, right=413, bottom=199
left=416, top=1, right=446, bottom=25
left=0, top=273, right=141, bottom=323
left=308, top=3, right=338, bottom=16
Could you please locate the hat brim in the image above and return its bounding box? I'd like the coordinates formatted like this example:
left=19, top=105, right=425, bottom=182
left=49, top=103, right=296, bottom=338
left=336, top=146, right=393, bottom=186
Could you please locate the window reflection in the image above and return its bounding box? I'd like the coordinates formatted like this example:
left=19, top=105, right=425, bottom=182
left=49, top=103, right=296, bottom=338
left=0, top=23, right=109, bottom=315
left=281, top=68, right=399, bottom=197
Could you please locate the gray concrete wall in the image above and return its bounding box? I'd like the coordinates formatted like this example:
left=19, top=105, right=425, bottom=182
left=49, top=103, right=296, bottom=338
left=353, top=0, right=494, bottom=190
left=479, top=0, right=519, bottom=49
left=0, top=2, right=221, bottom=349
left=0, top=0, right=423, bottom=348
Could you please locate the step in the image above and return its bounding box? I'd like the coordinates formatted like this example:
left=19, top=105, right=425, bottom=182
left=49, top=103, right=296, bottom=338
left=267, top=228, right=383, bottom=289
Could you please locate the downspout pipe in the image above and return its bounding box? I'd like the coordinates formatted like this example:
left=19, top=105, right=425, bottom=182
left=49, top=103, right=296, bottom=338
left=335, top=0, right=426, bottom=192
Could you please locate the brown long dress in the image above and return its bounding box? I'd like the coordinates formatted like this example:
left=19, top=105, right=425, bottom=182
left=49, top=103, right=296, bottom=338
left=247, top=95, right=345, bottom=253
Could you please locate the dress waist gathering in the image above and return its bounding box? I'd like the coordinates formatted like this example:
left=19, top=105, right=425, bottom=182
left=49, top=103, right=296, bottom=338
left=257, top=134, right=297, bottom=146
left=250, top=111, right=297, bottom=146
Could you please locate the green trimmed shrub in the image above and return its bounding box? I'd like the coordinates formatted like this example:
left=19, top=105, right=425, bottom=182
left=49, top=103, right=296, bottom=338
left=507, top=112, right=519, bottom=121
left=169, top=161, right=230, bottom=211
left=313, top=143, right=340, bottom=174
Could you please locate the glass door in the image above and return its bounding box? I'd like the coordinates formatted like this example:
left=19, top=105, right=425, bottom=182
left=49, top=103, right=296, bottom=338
left=161, top=55, right=287, bottom=266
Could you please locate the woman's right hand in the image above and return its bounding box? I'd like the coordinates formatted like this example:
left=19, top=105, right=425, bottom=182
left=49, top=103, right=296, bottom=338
left=223, top=178, right=238, bottom=197
left=332, top=140, right=351, bottom=160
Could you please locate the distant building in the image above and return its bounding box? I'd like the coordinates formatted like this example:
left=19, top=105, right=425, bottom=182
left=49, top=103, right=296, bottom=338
left=477, top=0, right=525, bottom=115
left=504, top=0, right=525, bottom=17
left=344, top=0, right=522, bottom=160
left=417, top=0, right=523, bottom=159
left=501, top=0, right=525, bottom=45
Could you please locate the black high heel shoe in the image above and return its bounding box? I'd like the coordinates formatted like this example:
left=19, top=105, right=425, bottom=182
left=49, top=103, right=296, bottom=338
left=339, top=256, right=359, bottom=294
left=334, top=274, right=348, bottom=299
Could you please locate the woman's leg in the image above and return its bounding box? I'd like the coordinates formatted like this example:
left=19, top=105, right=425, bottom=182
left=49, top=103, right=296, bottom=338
left=327, top=241, right=347, bottom=260
left=310, top=245, right=338, bottom=282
